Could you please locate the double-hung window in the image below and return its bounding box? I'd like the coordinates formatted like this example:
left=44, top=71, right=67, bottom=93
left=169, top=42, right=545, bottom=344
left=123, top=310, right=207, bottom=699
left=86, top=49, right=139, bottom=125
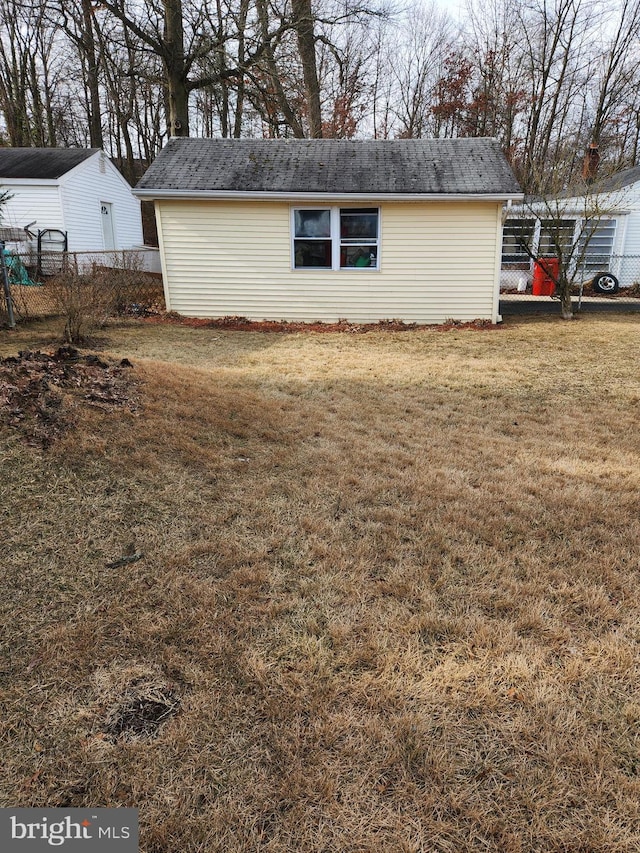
left=293, top=207, right=379, bottom=270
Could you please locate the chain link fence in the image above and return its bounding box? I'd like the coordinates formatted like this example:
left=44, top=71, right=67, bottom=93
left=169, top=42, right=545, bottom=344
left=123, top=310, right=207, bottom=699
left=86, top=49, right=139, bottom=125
left=1, top=247, right=165, bottom=326
left=4, top=245, right=640, bottom=327
left=500, top=254, right=640, bottom=314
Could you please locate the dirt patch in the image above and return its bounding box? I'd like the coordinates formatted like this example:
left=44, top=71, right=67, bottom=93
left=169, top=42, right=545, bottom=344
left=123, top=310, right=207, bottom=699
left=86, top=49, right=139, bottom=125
left=0, top=346, right=138, bottom=448
left=103, top=680, right=181, bottom=742
left=57, top=664, right=184, bottom=745
left=144, top=313, right=498, bottom=333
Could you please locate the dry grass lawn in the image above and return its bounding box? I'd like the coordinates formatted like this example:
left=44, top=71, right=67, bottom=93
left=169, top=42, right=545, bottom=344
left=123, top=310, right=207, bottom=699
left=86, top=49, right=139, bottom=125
left=1, top=315, right=639, bottom=852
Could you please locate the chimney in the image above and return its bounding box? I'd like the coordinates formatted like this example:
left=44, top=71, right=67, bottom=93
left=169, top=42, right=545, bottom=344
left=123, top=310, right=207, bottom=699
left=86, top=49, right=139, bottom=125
left=582, top=143, right=600, bottom=184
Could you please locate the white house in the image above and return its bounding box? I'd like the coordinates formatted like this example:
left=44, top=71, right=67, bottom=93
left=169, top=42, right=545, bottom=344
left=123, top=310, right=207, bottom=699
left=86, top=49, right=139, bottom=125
left=0, top=148, right=144, bottom=256
left=501, top=164, right=640, bottom=293
left=133, top=138, right=523, bottom=325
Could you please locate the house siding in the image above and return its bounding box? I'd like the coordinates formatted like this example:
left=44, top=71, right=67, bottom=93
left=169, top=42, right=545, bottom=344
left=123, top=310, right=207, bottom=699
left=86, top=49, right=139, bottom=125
left=60, top=153, right=143, bottom=253
left=156, top=199, right=501, bottom=323
left=614, top=184, right=640, bottom=286
left=0, top=184, right=63, bottom=233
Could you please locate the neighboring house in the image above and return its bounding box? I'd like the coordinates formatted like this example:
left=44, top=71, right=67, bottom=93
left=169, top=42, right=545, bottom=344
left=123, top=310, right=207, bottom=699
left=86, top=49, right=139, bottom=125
left=133, top=138, right=522, bottom=324
left=501, top=164, right=640, bottom=291
left=0, top=148, right=144, bottom=255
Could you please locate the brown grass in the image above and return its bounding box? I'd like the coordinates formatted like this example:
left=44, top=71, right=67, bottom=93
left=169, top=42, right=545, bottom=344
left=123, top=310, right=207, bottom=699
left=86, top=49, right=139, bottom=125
left=1, top=315, right=639, bottom=852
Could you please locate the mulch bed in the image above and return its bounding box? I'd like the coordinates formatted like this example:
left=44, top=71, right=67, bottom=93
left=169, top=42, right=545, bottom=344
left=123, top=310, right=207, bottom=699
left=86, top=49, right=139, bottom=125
left=0, top=346, right=138, bottom=448
left=144, top=313, right=498, bottom=333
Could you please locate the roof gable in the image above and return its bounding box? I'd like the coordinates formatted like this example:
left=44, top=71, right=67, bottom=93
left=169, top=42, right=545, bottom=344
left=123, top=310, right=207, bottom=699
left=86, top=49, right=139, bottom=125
left=135, top=138, right=521, bottom=198
left=0, top=147, right=99, bottom=180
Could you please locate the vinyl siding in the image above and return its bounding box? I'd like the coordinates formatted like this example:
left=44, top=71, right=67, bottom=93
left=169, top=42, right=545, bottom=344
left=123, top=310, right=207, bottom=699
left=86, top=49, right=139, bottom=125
left=614, top=184, right=640, bottom=286
left=60, top=153, right=143, bottom=253
left=156, top=199, right=502, bottom=323
left=0, top=183, right=63, bottom=232
left=1, top=155, right=143, bottom=255
left=598, top=182, right=640, bottom=257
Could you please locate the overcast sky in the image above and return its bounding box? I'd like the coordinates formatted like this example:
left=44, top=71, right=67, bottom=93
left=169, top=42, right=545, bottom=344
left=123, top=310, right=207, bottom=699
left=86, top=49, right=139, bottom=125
left=431, top=0, right=465, bottom=21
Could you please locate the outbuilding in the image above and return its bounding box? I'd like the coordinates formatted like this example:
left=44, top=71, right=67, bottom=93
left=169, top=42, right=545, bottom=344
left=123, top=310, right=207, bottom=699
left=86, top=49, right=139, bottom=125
left=134, top=138, right=522, bottom=324
left=501, top=164, right=640, bottom=293
left=0, top=148, right=143, bottom=255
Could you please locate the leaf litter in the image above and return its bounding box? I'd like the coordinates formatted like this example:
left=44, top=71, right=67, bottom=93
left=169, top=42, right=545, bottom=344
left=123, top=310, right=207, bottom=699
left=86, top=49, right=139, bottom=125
left=0, top=346, right=139, bottom=448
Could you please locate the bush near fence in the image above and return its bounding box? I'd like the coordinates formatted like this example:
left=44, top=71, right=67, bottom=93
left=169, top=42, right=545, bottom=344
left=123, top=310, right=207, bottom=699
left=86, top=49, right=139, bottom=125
left=5, top=248, right=640, bottom=328
left=1, top=249, right=165, bottom=324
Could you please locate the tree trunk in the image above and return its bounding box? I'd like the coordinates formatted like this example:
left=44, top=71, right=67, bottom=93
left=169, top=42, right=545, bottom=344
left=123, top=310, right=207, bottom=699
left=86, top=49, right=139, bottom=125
left=233, top=0, right=249, bottom=138
left=558, top=278, right=574, bottom=320
left=29, top=54, right=46, bottom=145
left=255, top=0, right=305, bottom=137
left=0, top=34, right=30, bottom=145
left=81, top=0, right=104, bottom=148
left=163, top=0, right=189, bottom=136
left=291, top=0, right=322, bottom=137
left=41, top=55, right=57, bottom=147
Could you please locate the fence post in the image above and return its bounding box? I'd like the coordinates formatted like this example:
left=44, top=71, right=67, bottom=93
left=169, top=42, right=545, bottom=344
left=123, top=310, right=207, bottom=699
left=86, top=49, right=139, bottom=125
left=0, top=240, right=16, bottom=329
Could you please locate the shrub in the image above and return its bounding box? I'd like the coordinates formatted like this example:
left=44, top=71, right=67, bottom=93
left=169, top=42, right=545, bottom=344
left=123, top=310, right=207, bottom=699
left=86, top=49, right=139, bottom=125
left=49, top=266, right=116, bottom=344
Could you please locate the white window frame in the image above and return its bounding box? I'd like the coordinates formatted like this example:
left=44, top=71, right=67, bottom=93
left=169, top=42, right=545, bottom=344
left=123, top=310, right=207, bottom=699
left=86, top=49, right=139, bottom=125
left=291, top=206, right=380, bottom=271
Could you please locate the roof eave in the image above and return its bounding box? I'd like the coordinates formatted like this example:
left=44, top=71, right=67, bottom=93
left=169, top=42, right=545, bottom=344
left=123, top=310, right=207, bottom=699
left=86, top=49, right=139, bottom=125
left=133, top=189, right=524, bottom=203
left=510, top=199, right=631, bottom=216
left=0, top=177, right=61, bottom=186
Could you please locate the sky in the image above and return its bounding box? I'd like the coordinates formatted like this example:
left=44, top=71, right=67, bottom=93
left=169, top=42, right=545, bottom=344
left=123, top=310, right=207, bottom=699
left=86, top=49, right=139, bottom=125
left=430, top=0, right=465, bottom=21
left=433, top=0, right=463, bottom=12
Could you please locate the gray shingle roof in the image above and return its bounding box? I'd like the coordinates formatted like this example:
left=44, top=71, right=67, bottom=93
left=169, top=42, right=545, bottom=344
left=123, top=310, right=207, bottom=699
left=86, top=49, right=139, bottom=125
left=594, top=164, right=640, bottom=193
left=135, top=138, right=521, bottom=197
left=0, top=147, right=98, bottom=180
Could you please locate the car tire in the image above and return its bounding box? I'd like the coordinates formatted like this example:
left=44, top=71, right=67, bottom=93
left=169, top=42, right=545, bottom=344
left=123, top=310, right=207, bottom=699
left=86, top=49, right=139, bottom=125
left=592, top=272, right=619, bottom=294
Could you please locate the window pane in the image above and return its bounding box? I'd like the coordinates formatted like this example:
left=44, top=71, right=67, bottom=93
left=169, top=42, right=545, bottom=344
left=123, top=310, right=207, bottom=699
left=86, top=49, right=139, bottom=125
left=539, top=219, right=574, bottom=256
left=340, top=209, right=378, bottom=239
left=294, top=209, right=331, bottom=238
left=341, top=245, right=378, bottom=268
left=578, top=220, right=616, bottom=272
left=502, top=218, right=535, bottom=264
left=294, top=240, right=332, bottom=268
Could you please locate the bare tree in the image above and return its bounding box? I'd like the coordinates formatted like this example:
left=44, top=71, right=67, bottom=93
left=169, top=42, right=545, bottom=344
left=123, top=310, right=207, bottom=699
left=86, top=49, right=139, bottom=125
left=1, top=0, right=640, bottom=196
left=516, top=0, right=596, bottom=188
left=464, top=0, right=529, bottom=153
left=391, top=2, right=454, bottom=138
left=86, top=0, right=190, bottom=137
left=292, top=0, right=323, bottom=136
left=0, top=0, right=41, bottom=145
left=589, top=0, right=640, bottom=156
left=509, top=157, right=628, bottom=319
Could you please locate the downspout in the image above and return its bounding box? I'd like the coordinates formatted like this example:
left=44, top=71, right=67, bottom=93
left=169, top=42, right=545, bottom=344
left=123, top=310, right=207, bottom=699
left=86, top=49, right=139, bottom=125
left=493, top=201, right=512, bottom=323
